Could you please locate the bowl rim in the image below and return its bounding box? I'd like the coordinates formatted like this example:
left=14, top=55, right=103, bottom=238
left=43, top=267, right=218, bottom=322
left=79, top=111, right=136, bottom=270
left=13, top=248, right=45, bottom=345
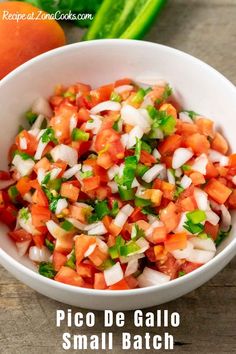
left=0, top=38, right=236, bottom=296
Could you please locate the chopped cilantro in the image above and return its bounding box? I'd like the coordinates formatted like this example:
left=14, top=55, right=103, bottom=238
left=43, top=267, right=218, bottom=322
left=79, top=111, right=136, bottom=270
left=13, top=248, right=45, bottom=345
left=215, top=226, right=232, bottom=247
left=110, top=91, right=121, bottom=102
left=182, top=164, right=191, bottom=171
left=131, top=223, right=145, bottom=240
left=19, top=207, right=30, bottom=221
left=41, top=128, right=58, bottom=144
left=26, top=111, right=37, bottom=125
left=61, top=220, right=74, bottom=231
left=80, top=170, right=93, bottom=179
left=183, top=220, right=204, bottom=234
left=174, top=185, right=184, bottom=199
left=45, top=239, right=55, bottom=252
left=178, top=270, right=186, bottom=277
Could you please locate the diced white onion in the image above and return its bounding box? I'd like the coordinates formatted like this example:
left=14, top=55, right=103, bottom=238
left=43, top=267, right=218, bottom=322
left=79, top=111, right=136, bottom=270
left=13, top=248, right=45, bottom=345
left=16, top=240, right=31, bottom=257
left=32, top=97, right=52, bottom=118
left=34, top=139, right=48, bottom=160
left=114, top=85, right=133, bottom=94
left=171, top=241, right=194, bottom=260
left=150, top=127, right=164, bottom=139
left=84, top=243, right=97, bottom=258
left=121, top=133, right=129, bottom=148
left=113, top=204, right=134, bottom=228
left=23, top=192, right=32, bottom=203
left=137, top=267, right=170, bottom=288
left=121, top=104, right=151, bottom=133
left=96, top=238, right=109, bottom=253
left=12, top=155, right=35, bottom=177
left=46, top=220, right=67, bottom=239
left=205, top=209, right=220, bottom=226
left=37, top=168, right=46, bottom=184
left=62, top=164, right=81, bottom=179
left=208, top=149, right=229, bottom=167
left=85, top=221, right=107, bottom=235
left=90, top=101, right=121, bottom=114
left=55, top=198, right=68, bottom=215
left=191, top=154, right=208, bottom=175
left=69, top=114, right=77, bottom=134
left=29, top=246, right=51, bottom=263
left=189, top=237, right=216, bottom=252
left=104, top=262, right=123, bottom=286
left=108, top=164, right=120, bottom=180
left=167, top=169, right=175, bottom=185
left=50, top=144, right=78, bottom=167
left=125, top=259, right=139, bottom=277
left=107, top=181, right=118, bottom=193
left=194, top=188, right=209, bottom=211
left=180, top=175, right=192, bottom=189
left=142, top=164, right=165, bottom=183
left=85, top=114, right=102, bottom=134
left=175, top=168, right=182, bottom=178
left=31, top=114, right=45, bottom=130
left=179, top=112, right=194, bottom=124
left=135, top=237, right=150, bottom=254
left=120, top=253, right=145, bottom=264
left=131, top=178, right=140, bottom=188
left=127, top=126, right=144, bottom=148
left=19, top=137, right=27, bottom=150
left=152, top=148, right=161, bottom=159
left=135, top=77, right=167, bottom=87
left=220, top=204, right=231, bottom=231
left=50, top=168, right=62, bottom=180
left=186, top=249, right=215, bottom=264
left=121, top=204, right=134, bottom=216
left=66, top=218, right=86, bottom=230
left=174, top=212, right=188, bottom=233
left=172, top=148, right=193, bottom=169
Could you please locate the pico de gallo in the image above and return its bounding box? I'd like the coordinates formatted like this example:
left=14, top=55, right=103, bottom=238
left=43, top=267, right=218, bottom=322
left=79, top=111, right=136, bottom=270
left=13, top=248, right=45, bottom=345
left=0, top=78, right=235, bottom=290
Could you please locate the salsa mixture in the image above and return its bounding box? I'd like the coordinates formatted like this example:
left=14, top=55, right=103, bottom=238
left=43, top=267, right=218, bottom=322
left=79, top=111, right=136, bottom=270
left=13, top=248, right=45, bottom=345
left=0, top=78, right=235, bottom=290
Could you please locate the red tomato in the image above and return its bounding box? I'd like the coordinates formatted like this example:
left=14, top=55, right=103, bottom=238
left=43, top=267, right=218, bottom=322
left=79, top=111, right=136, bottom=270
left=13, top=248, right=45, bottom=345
left=94, top=128, right=120, bottom=152
left=181, top=261, right=202, bottom=274
left=156, top=253, right=180, bottom=279
left=53, top=251, right=67, bottom=272
left=0, top=204, right=17, bottom=229
left=8, top=229, right=32, bottom=242
left=0, top=170, right=11, bottom=180
left=55, top=266, right=84, bottom=287
left=15, top=130, right=38, bottom=156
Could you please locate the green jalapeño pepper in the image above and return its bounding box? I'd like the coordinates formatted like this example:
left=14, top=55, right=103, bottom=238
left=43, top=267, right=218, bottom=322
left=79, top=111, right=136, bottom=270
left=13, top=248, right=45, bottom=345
left=84, top=0, right=166, bottom=40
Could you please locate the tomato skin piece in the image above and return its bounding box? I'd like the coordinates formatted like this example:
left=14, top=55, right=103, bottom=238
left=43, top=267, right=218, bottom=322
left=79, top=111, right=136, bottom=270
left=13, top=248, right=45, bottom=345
left=204, top=178, right=232, bottom=204
left=53, top=251, right=67, bottom=272
left=8, top=229, right=32, bottom=242
left=55, top=266, right=85, bottom=287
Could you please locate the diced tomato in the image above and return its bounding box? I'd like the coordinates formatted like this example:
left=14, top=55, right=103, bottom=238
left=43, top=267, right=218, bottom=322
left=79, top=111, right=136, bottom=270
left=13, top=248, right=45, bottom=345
left=129, top=207, right=147, bottom=222
left=89, top=246, right=108, bottom=267
left=32, top=234, right=46, bottom=248
left=94, top=273, right=107, bottom=290
left=189, top=172, right=205, bottom=185
left=69, top=204, right=88, bottom=223
left=75, top=235, right=96, bottom=264
left=77, top=108, right=90, bottom=123
left=95, top=128, right=120, bottom=152
left=151, top=226, right=167, bottom=244
left=51, top=103, right=78, bottom=143
left=177, top=196, right=197, bottom=212
left=102, top=215, right=112, bottom=230
left=32, top=187, right=48, bottom=207
left=55, top=266, right=84, bottom=287
left=161, top=181, right=175, bottom=200
left=34, top=157, right=51, bottom=172
left=160, top=202, right=180, bottom=233
left=181, top=261, right=202, bottom=274
left=0, top=204, right=17, bottom=229
left=31, top=205, right=51, bottom=228
left=205, top=162, right=219, bottom=178
left=109, top=222, right=122, bottom=237
left=115, top=78, right=132, bottom=87
left=228, top=189, right=236, bottom=209
left=109, top=278, right=129, bottom=290
left=204, top=178, right=232, bottom=204
left=159, top=103, right=177, bottom=119
left=196, top=118, right=214, bottom=138
left=204, top=222, right=219, bottom=241
left=15, top=130, right=38, bottom=156
left=0, top=171, right=11, bottom=180
left=16, top=177, right=31, bottom=196
left=97, top=152, right=113, bottom=169
left=176, top=121, right=199, bottom=136
left=83, top=176, right=100, bottom=192
left=60, top=183, right=79, bottom=202
left=164, top=232, right=187, bottom=251
left=184, top=133, right=210, bottom=155
left=158, top=134, right=182, bottom=156
left=140, top=150, right=156, bottom=165
left=93, top=165, right=108, bottom=183
left=55, top=233, right=74, bottom=255
left=8, top=229, right=32, bottom=242
left=229, top=154, right=236, bottom=167
left=53, top=251, right=67, bottom=272
left=156, top=253, right=180, bottom=279
left=211, top=132, right=228, bottom=154
left=125, top=275, right=138, bottom=289
left=76, top=263, right=94, bottom=278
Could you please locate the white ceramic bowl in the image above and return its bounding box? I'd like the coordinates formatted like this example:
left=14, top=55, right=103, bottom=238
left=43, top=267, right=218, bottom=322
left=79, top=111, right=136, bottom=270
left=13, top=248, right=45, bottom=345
left=0, top=39, right=236, bottom=310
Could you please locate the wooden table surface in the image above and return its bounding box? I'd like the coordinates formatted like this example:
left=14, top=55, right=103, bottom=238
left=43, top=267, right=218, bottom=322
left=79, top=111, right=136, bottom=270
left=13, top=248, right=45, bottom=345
left=1, top=1, right=236, bottom=353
